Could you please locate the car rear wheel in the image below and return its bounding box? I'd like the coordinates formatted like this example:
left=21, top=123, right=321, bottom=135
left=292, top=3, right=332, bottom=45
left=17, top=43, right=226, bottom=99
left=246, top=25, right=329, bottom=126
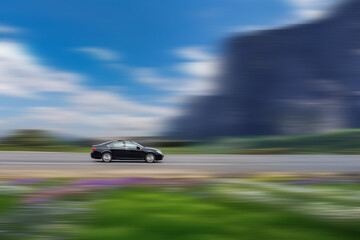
left=145, top=153, right=155, bottom=163
left=102, top=152, right=112, bottom=163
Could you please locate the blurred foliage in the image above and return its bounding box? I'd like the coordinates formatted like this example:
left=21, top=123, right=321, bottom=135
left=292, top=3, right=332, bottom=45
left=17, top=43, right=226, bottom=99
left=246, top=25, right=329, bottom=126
left=163, top=129, right=360, bottom=154
left=0, top=129, right=64, bottom=147
left=218, top=129, right=360, bottom=154
left=149, top=140, right=198, bottom=147
left=1, top=129, right=360, bottom=154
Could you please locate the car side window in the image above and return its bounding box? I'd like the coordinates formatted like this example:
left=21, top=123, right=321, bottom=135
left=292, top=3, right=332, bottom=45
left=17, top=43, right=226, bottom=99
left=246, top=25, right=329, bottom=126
left=110, top=141, right=125, bottom=148
left=125, top=141, right=137, bottom=149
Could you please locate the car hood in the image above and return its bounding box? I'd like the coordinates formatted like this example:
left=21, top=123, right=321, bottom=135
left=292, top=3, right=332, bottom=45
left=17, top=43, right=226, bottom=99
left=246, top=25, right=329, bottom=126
left=145, top=147, right=161, bottom=152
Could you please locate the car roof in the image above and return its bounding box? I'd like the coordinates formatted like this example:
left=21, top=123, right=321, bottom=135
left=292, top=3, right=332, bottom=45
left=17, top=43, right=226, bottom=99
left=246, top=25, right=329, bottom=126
left=95, top=140, right=138, bottom=146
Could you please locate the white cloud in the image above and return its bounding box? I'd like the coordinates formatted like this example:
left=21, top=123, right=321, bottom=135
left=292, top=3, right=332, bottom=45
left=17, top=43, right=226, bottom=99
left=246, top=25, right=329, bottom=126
left=172, top=46, right=219, bottom=95
left=299, top=9, right=327, bottom=19
left=176, top=61, right=217, bottom=78
left=127, top=67, right=174, bottom=86
left=68, top=89, right=177, bottom=116
left=74, top=47, right=119, bottom=61
left=232, top=1, right=339, bottom=34
left=233, top=25, right=270, bottom=33
left=175, top=46, right=218, bottom=78
left=175, top=46, right=215, bottom=61
left=284, top=0, right=338, bottom=21
left=0, top=42, right=218, bottom=136
left=0, top=24, right=22, bottom=34
left=287, top=0, right=318, bottom=7
left=26, top=107, right=165, bottom=136
left=0, top=41, right=82, bottom=98
left=0, top=41, right=177, bottom=137
left=112, top=46, right=219, bottom=97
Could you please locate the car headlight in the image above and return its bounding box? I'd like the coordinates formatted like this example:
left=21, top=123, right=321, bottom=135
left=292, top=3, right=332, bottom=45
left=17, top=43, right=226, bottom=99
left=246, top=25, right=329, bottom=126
left=156, top=150, right=162, bottom=154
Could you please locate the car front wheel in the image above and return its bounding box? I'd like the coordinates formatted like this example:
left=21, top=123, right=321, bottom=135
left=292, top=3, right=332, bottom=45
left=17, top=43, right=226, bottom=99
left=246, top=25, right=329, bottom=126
left=145, top=153, right=155, bottom=163
left=102, top=152, right=112, bottom=163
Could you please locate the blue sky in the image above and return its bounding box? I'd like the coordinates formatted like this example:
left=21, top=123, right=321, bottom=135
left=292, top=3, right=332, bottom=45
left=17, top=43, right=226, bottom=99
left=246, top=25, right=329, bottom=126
left=0, top=0, right=340, bottom=137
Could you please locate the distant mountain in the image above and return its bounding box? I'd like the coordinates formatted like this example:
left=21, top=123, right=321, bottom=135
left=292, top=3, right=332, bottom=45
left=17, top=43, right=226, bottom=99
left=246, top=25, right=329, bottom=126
left=170, top=0, right=360, bottom=139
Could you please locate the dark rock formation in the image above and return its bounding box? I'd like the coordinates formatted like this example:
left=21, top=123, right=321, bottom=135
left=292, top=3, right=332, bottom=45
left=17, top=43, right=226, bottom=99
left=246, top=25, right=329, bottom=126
left=170, top=0, right=360, bottom=139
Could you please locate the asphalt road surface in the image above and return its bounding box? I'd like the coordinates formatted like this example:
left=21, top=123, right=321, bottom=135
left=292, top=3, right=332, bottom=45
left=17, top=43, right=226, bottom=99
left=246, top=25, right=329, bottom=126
left=0, top=152, right=359, bottom=178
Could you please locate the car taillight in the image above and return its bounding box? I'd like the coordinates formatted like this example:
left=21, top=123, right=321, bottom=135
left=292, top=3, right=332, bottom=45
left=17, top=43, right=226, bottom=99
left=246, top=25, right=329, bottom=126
left=92, top=147, right=96, bottom=151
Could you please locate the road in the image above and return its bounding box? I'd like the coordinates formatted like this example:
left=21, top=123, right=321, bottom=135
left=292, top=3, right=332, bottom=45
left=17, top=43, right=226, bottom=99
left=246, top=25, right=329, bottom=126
left=0, top=152, right=359, bottom=178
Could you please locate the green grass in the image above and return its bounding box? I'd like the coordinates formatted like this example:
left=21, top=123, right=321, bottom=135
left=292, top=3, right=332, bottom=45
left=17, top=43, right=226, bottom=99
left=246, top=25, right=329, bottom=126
left=74, top=188, right=360, bottom=240
left=0, top=195, right=17, bottom=216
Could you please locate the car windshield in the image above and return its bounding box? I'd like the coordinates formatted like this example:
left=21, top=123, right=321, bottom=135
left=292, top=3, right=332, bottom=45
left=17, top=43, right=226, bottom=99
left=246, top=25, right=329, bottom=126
left=132, top=141, right=143, bottom=148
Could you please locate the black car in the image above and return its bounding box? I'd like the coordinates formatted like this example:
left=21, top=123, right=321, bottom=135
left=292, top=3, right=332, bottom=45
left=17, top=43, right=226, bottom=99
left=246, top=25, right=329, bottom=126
left=91, top=140, right=164, bottom=163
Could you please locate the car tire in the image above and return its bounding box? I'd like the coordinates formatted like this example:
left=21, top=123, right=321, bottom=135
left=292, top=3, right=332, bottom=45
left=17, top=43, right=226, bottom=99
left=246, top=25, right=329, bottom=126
left=145, top=153, right=155, bottom=163
left=102, top=152, right=112, bottom=163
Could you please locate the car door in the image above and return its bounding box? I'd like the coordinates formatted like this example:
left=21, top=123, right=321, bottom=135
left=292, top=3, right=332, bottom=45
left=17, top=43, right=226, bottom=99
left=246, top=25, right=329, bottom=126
left=109, top=141, right=127, bottom=159
left=125, top=141, right=144, bottom=159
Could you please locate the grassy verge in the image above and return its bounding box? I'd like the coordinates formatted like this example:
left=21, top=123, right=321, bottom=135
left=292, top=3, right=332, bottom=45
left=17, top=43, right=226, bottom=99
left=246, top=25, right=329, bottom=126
left=0, top=177, right=359, bottom=239
left=162, top=129, right=360, bottom=154
left=0, top=195, right=17, bottom=216
left=0, top=146, right=90, bottom=153
left=75, top=188, right=359, bottom=240
left=1, top=129, right=360, bottom=154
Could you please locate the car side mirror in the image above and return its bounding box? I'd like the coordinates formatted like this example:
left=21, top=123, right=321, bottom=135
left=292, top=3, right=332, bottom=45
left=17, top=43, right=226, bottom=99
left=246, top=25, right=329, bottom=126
left=137, top=146, right=141, bottom=150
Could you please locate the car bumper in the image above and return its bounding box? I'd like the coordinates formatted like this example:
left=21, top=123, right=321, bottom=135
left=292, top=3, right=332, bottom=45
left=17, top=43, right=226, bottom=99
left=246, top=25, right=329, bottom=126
left=91, top=151, right=102, bottom=159
left=155, top=154, right=164, bottom=160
